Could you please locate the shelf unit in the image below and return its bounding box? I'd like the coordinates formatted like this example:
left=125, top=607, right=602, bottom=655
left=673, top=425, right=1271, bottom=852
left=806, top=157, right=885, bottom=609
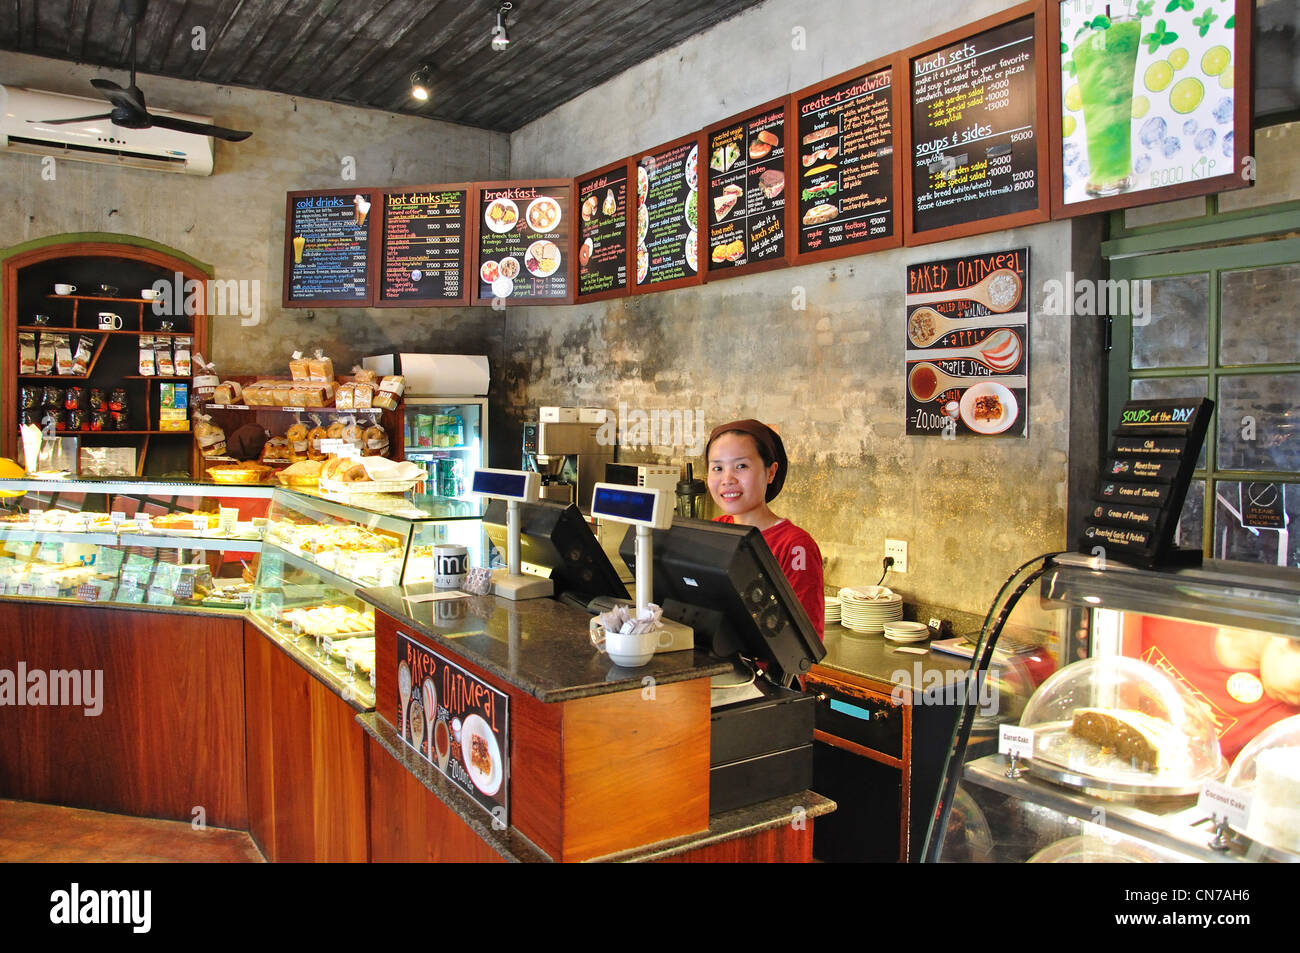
left=4, top=242, right=210, bottom=478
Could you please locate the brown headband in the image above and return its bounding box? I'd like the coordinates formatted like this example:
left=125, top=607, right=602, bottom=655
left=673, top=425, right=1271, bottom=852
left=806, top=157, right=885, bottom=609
left=705, top=419, right=788, bottom=502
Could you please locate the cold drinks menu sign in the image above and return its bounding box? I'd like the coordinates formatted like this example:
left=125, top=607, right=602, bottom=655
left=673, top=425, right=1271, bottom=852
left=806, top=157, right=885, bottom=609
left=575, top=163, right=629, bottom=300
left=474, top=181, right=572, bottom=304
left=904, top=247, right=1029, bottom=438
left=793, top=65, right=899, bottom=262
left=905, top=8, right=1047, bottom=242
left=284, top=189, right=374, bottom=305
left=379, top=188, right=468, bottom=305
left=705, top=101, right=787, bottom=276
left=397, top=633, right=509, bottom=824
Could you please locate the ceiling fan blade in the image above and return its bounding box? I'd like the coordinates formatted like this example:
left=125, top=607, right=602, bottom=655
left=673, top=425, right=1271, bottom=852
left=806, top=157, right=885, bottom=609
left=90, top=77, right=147, bottom=114
left=147, top=113, right=252, bottom=142
left=28, top=114, right=114, bottom=125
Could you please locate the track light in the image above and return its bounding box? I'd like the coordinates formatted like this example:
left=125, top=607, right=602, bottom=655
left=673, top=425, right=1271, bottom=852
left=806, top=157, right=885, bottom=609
left=490, top=2, right=512, bottom=52
left=410, top=64, right=432, bottom=101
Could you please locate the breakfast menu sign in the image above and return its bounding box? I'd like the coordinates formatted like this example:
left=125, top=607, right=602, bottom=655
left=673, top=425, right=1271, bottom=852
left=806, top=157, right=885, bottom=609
left=472, top=180, right=572, bottom=305
left=904, top=247, right=1028, bottom=437
left=397, top=633, right=509, bottom=823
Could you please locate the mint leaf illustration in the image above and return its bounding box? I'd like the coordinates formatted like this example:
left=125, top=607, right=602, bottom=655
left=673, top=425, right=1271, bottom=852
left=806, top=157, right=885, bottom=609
left=1089, top=14, right=1111, bottom=30
left=1193, top=9, right=1218, bottom=35
left=1136, top=0, right=1154, bottom=14
left=1066, top=59, right=1077, bottom=78
left=1144, top=19, right=1171, bottom=53
left=1225, top=14, right=1234, bottom=27
left=1165, top=0, right=1193, bottom=10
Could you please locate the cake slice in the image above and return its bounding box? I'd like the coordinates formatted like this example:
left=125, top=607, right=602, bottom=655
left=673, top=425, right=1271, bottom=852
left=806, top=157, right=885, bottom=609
left=1069, top=707, right=1179, bottom=772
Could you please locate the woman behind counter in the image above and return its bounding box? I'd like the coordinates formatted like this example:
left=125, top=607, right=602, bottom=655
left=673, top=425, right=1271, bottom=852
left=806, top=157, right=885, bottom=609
left=705, top=419, right=825, bottom=639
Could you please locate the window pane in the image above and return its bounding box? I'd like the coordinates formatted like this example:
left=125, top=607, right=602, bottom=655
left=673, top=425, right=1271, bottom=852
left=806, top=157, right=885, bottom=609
left=1131, top=376, right=1208, bottom=469
left=1210, top=481, right=1300, bottom=567
left=1220, top=263, right=1300, bottom=365
left=1216, top=373, right=1300, bottom=471
left=1131, top=274, right=1209, bottom=370
left=1173, top=479, right=1205, bottom=551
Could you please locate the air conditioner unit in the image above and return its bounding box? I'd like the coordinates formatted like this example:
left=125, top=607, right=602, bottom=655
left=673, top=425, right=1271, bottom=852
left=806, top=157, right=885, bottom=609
left=0, top=85, right=214, bottom=176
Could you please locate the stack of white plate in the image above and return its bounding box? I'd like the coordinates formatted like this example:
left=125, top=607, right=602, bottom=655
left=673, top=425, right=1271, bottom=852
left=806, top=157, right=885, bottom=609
left=838, top=586, right=903, bottom=633
left=824, top=596, right=841, bottom=625
left=883, top=621, right=931, bottom=644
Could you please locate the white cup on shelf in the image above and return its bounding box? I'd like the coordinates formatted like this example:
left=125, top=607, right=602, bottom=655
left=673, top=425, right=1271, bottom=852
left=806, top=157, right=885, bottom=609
left=97, top=312, right=123, bottom=330
left=54, top=283, right=76, bottom=295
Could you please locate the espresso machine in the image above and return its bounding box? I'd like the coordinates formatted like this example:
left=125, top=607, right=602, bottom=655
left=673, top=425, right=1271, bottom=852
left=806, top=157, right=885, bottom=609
left=521, top=419, right=614, bottom=512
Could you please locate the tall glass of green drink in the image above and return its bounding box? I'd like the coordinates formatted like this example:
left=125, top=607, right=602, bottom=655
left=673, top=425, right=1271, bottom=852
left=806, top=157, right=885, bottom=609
left=1072, top=16, right=1142, bottom=196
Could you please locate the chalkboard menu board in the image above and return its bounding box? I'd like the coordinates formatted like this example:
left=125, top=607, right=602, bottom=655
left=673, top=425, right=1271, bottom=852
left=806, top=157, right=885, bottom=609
left=903, top=3, right=1050, bottom=244
left=283, top=188, right=377, bottom=307
left=1079, top=397, right=1214, bottom=568
left=633, top=133, right=702, bottom=294
left=472, top=181, right=572, bottom=305
left=704, top=99, right=789, bottom=279
left=904, top=247, right=1029, bottom=438
left=791, top=60, right=903, bottom=265
left=378, top=186, right=470, bottom=307
left=1048, top=0, right=1253, bottom=219
left=574, top=160, right=629, bottom=302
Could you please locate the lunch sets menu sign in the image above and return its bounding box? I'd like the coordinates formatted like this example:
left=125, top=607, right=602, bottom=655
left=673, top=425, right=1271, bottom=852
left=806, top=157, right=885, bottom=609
left=908, top=14, right=1040, bottom=235
left=397, top=633, right=509, bottom=823
left=285, top=190, right=373, bottom=304
left=706, top=104, right=786, bottom=274
left=575, top=165, right=628, bottom=299
left=635, top=138, right=700, bottom=290
left=794, top=67, right=897, bottom=258
left=475, top=182, right=571, bottom=303
left=380, top=189, right=468, bottom=304
left=905, top=247, right=1028, bottom=438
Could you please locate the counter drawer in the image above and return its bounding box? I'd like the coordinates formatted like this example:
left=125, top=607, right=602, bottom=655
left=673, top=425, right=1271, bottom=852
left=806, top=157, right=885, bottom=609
left=809, top=682, right=903, bottom=759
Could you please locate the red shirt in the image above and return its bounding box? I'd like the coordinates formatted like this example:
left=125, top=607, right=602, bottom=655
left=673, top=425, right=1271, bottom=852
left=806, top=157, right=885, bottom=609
left=716, top=516, right=825, bottom=639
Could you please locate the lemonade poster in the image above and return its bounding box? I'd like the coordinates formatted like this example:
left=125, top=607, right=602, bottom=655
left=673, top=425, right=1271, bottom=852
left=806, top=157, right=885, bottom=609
left=1058, top=0, right=1237, bottom=205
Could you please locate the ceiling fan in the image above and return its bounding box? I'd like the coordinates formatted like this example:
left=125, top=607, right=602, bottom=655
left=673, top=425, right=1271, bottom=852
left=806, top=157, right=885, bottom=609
left=30, top=0, right=251, bottom=142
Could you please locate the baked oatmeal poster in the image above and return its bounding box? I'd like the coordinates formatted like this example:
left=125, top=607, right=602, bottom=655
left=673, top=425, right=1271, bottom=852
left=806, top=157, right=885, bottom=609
left=904, top=247, right=1029, bottom=437
left=397, top=633, right=509, bottom=823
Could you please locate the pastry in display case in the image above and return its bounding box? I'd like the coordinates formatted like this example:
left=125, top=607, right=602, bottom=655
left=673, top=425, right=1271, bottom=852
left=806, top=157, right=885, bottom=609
left=925, top=553, right=1300, bottom=864
left=0, top=476, right=269, bottom=609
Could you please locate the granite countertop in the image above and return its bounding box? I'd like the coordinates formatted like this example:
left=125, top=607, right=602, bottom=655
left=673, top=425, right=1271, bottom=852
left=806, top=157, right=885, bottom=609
left=815, top=623, right=974, bottom=691
left=357, top=582, right=734, bottom=703
left=359, top=712, right=836, bottom=864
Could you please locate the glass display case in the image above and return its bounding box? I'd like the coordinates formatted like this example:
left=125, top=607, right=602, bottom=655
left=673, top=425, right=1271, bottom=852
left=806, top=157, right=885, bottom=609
left=0, top=477, right=269, bottom=609
left=249, top=489, right=484, bottom=709
left=927, top=553, right=1300, bottom=863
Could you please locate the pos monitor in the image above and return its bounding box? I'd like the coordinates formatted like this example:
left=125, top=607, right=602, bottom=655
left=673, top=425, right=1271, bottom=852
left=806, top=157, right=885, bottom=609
left=619, top=517, right=825, bottom=685
left=483, top=499, right=629, bottom=603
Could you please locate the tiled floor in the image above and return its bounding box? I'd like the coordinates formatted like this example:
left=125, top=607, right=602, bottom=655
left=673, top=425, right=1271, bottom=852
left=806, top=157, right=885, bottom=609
left=0, top=799, right=265, bottom=863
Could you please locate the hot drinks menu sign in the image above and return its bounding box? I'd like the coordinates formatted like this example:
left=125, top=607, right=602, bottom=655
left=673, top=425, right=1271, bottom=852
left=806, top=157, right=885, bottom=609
left=397, top=633, right=509, bottom=823
left=378, top=187, right=469, bottom=306
left=904, top=247, right=1028, bottom=437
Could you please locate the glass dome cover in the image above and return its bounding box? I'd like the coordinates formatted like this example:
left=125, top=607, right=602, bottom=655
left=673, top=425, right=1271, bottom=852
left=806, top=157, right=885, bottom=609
left=1224, top=713, right=1300, bottom=856
left=1019, top=656, right=1224, bottom=795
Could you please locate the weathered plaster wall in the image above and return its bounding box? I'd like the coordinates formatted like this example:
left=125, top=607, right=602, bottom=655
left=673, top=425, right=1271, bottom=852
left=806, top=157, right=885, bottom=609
left=0, top=50, right=509, bottom=374
left=506, top=0, right=1104, bottom=627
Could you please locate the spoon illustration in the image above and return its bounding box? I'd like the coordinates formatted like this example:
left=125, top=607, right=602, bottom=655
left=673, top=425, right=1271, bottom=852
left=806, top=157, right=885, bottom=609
left=911, top=328, right=1023, bottom=373
left=906, top=268, right=1023, bottom=313
left=908, top=361, right=1028, bottom=402
left=907, top=307, right=1018, bottom=348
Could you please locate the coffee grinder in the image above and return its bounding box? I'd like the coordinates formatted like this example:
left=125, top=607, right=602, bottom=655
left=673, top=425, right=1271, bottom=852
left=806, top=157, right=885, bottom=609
left=521, top=420, right=614, bottom=512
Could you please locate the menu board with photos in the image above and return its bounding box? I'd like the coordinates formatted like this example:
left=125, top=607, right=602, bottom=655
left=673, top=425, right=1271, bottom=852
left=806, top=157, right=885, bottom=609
left=704, top=100, right=788, bottom=278
left=905, top=247, right=1028, bottom=438
left=1049, top=0, right=1252, bottom=218
left=904, top=3, right=1049, bottom=243
left=378, top=187, right=470, bottom=306
left=473, top=181, right=572, bottom=305
left=791, top=62, right=902, bottom=263
left=575, top=161, right=629, bottom=301
left=633, top=134, right=702, bottom=293
left=397, top=633, right=509, bottom=823
left=283, top=189, right=376, bottom=306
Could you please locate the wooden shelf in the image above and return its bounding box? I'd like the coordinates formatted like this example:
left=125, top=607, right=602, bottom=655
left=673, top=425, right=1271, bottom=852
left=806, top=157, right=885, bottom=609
left=18, top=325, right=194, bottom=337
left=46, top=294, right=156, bottom=304
left=50, top=430, right=191, bottom=437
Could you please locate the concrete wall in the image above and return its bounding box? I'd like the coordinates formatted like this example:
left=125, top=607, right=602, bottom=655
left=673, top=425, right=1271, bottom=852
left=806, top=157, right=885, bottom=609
left=0, top=51, right=510, bottom=374
left=506, top=0, right=1104, bottom=628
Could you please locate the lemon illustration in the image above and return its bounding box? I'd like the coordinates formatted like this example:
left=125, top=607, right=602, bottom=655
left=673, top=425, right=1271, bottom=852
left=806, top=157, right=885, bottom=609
left=1064, top=83, right=1081, bottom=112
left=1201, top=45, right=1231, bottom=77
left=1131, top=95, right=1149, bottom=119
left=1170, top=77, right=1204, bottom=114
left=1062, top=114, right=1076, bottom=138
left=1168, top=48, right=1189, bottom=71
left=1144, top=60, right=1173, bottom=93
left=1219, top=70, right=1234, bottom=90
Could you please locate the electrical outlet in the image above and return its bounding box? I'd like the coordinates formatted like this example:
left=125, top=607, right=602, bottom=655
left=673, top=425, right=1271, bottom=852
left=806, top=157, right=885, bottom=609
left=884, top=539, right=908, bottom=573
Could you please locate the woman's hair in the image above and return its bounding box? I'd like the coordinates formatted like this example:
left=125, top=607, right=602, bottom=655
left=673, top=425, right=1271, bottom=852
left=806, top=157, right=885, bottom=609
left=705, top=418, right=788, bottom=502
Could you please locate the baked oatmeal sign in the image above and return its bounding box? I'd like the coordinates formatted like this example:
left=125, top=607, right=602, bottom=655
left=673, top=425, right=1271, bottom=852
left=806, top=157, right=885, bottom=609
left=397, top=633, right=509, bottom=823
left=904, top=247, right=1028, bottom=437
